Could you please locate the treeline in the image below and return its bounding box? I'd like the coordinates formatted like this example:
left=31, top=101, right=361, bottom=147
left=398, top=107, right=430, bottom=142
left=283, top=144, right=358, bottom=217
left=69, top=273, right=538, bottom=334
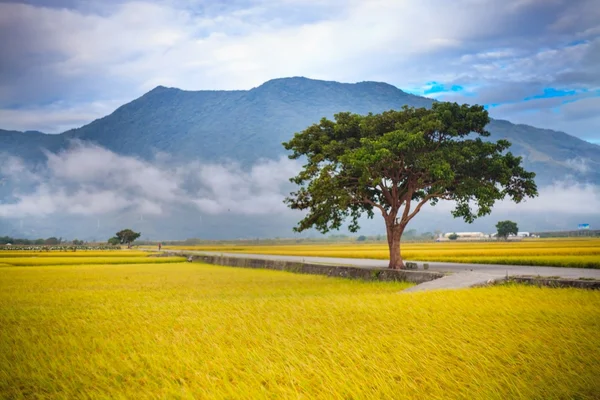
left=533, top=230, right=600, bottom=238
left=0, top=236, right=86, bottom=245
left=137, top=229, right=438, bottom=246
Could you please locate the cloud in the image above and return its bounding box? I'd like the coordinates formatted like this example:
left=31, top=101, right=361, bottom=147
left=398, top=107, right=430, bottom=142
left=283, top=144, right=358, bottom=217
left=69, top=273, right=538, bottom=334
left=0, top=100, right=124, bottom=133
left=425, top=180, right=600, bottom=216
left=488, top=93, right=600, bottom=142
left=0, top=142, right=301, bottom=218
left=493, top=181, right=600, bottom=214
left=2, top=142, right=598, bottom=228
left=0, top=0, right=598, bottom=141
left=564, top=157, right=592, bottom=174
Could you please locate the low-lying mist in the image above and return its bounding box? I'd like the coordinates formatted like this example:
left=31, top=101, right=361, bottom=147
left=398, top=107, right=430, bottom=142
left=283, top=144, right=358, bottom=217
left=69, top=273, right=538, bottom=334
left=1, top=142, right=598, bottom=240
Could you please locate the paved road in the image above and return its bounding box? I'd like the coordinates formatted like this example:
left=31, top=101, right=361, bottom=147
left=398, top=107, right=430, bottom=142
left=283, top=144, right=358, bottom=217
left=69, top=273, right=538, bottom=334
left=167, top=250, right=600, bottom=292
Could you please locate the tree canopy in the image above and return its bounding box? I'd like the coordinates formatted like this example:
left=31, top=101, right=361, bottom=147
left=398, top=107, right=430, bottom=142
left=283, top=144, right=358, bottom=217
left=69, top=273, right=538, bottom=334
left=115, top=229, right=141, bottom=245
left=283, top=102, right=538, bottom=268
left=496, top=220, right=519, bottom=240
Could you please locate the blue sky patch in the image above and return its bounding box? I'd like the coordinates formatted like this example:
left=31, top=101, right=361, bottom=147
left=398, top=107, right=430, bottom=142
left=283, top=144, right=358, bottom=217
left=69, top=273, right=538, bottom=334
left=422, top=82, right=465, bottom=95
left=524, top=88, right=577, bottom=101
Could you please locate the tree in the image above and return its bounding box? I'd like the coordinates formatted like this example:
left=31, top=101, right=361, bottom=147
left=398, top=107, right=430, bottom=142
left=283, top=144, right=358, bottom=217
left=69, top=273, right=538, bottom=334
left=283, top=103, right=537, bottom=269
left=115, top=229, right=141, bottom=245
left=108, top=237, right=120, bottom=246
left=496, top=220, right=518, bottom=240
left=0, top=236, right=14, bottom=245
left=403, top=229, right=418, bottom=238
left=357, top=235, right=367, bottom=241
left=448, top=233, right=459, bottom=241
left=45, top=237, right=60, bottom=245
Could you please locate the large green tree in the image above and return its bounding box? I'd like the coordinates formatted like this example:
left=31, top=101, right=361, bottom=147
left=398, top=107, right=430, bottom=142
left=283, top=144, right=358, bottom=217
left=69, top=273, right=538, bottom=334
left=283, top=103, right=538, bottom=269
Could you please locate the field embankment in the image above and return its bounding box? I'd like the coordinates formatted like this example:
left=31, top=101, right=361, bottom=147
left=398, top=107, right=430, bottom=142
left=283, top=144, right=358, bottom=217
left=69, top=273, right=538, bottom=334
left=166, top=238, right=600, bottom=268
left=1, top=256, right=599, bottom=399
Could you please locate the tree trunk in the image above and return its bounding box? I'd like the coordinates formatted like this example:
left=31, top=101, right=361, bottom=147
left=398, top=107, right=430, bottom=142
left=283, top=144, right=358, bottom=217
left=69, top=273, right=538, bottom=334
left=386, top=219, right=405, bottom=269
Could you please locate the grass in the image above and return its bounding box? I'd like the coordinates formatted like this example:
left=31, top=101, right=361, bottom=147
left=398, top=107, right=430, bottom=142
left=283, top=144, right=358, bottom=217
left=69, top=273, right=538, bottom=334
left=167, top=238, right=600, bottom=268
left=0, top=250, right=149, bottom=258
left=1, top=261, right=599, bottom=399
left=0, top=256, right=185, bottom=266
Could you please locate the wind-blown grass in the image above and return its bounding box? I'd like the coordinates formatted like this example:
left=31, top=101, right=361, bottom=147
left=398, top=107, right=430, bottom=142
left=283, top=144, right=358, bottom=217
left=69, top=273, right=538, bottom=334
left=0, top=250, right=149, bottom=258
left=1, top=262, right=598, bottom=399
left=168, top=239, right=600, bottom=268
left=0, top=256, right=185, bottom=266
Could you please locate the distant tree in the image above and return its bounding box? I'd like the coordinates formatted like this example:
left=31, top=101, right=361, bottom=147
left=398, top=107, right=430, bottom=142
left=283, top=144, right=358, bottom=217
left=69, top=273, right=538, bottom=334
left=421, top=232, right=434, bottom=240
left=403, top=229, right=418, bottom=238
left=44, top=237, right=60, bottom=245
left=108, top=237, right=120, bottom=246
left=357, top=235, right=367, bottom=241
left=72, top=239, right=84, bottom=245
left=496, top=220, right=518, bottom=240
left=34, top=239, right=45, bottom=245
left=283, top=103, right=537, bottom=268
left=115, top=229, right=141, bottom=245
left=448, top=233, right=459, bottom=241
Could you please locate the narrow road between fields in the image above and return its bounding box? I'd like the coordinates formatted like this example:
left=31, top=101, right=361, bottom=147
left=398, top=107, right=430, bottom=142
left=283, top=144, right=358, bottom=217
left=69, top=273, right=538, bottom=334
left=163, top=250, right=600, bottom=292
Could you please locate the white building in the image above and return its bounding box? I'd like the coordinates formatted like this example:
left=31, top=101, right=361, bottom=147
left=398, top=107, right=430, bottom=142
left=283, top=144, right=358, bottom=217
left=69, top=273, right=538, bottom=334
left=443, top=232, right=486, bottom=238
left=490, top=232, right=531, bottom=237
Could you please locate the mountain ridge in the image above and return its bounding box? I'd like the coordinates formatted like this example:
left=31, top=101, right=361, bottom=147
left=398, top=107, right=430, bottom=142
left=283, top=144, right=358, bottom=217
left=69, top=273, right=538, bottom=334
left=1, top=76, right=599, bottom=240
left=1, top=77, right=599, bottom=186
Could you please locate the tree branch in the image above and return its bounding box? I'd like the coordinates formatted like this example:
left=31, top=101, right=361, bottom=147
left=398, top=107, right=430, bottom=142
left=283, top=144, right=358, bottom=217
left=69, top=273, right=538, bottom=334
left=363, top=197, right=387, bottom=216
left=378, top=181, right=394, bottom=207
left=406, top=193, right=440, bottom=222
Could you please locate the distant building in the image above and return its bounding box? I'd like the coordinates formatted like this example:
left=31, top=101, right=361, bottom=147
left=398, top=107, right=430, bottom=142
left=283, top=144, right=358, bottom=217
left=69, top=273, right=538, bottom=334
left=443, top=232, right=486, bottom=238
left=490, top=231, right=535, bottom=239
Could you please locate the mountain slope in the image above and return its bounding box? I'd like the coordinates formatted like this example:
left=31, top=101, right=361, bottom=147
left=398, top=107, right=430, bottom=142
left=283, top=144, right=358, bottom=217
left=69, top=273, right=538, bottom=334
left=1, top=77, right=600, bottom=239
left=2, top=77, right=599, bottom=185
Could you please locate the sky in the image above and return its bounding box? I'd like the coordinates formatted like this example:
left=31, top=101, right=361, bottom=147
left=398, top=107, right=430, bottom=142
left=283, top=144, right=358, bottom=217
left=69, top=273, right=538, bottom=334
left=0, top=0, right=598, bottom=142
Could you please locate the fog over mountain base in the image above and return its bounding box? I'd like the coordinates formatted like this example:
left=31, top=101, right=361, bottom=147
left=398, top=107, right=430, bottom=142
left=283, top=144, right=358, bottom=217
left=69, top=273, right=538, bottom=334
left=1, top=143, right=597, bottom=241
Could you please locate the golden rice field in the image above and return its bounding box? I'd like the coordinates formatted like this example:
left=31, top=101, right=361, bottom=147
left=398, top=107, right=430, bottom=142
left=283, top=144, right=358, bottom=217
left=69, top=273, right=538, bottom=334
left=168, top=238, right=600, bottom=268
left=0, top=251, right=185, bottom=267
left=0, top=250, right=149, bottom=257
left=1, top=257, right=599, bottom=399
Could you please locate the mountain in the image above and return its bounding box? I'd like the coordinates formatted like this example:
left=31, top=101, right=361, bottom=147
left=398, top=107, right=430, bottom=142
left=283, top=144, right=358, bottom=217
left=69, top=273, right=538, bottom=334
left=2, top=77, right=599, bottom=185
left=1, top=77, right=599, bottom=239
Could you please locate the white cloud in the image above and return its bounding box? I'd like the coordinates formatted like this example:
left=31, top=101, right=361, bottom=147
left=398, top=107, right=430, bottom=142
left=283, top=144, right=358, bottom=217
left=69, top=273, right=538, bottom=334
left=0, top=142, right=301, bottom=218
left=425, top=180, right=600, bottom=216
left=0, top=100, right=124, bottom=133
left=0, top=0, right=598, bottom=140
left=565, top=157, right=591, bottom=173
left=494, top=181, right=600, bottom=214
left=2, top=142, right=598, bottom=230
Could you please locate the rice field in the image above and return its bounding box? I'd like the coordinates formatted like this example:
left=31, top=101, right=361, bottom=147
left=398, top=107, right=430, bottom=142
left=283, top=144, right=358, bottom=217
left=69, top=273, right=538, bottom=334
left=1, top=257, right=599, bottom=399
left=0, top=250, right=149, bottom=257
left=167, top=238, right=600, bottom=268
left=0, top=251, right=184, bottom=267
